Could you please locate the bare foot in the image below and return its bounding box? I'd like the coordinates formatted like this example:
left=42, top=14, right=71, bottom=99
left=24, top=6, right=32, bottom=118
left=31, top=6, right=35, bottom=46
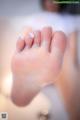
left=11, top=27, right=66, bottom=106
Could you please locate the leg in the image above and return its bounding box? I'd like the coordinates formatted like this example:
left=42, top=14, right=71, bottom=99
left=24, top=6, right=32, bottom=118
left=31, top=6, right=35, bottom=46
left=55, top=31, right=79, bottom=120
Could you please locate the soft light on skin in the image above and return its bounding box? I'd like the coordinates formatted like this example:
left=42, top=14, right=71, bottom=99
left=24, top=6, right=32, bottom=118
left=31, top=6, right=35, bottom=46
left=1, top=73, right=13, bottom=97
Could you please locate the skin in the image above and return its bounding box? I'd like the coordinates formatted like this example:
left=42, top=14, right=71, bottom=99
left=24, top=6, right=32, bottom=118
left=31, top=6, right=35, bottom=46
left=43, top=1, right=80, bottom=118
left=11, top=27, right=67, bottom=106
left=11, top=27, right=80, bottom=120
left=55, top=31, right=80, bottom=120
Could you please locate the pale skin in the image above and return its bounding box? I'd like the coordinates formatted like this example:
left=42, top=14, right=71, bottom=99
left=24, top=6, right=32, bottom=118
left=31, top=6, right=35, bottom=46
left=11, top=27, right=67, bottom=106
left=55, top=31, right=80, bottom=120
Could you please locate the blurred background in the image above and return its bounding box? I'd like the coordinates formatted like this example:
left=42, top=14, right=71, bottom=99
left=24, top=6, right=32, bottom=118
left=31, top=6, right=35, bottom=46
left=0, top=0, right=80, bottom=120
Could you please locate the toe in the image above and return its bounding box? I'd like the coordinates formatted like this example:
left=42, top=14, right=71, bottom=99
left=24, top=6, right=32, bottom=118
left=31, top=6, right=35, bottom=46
left=41, top=27, right=52, bottom=51
left=50, top=31, right=67, bottom=73
left=16, top=37, right=25, bottom=51
left=25, top=32, right=34, bottom=48
left=32, top=30, right=41, bottom=48
left=51, top=31, right=67, bottom=53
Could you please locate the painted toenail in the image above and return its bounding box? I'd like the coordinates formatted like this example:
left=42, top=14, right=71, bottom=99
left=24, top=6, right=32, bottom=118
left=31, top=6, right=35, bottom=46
left=28, top=32, right=34, bottom=38
left=33, top=44, right=39, bottom=48
left=18, top=35, right=24, bottom=40
left=42, top=40, right=48, bottom=46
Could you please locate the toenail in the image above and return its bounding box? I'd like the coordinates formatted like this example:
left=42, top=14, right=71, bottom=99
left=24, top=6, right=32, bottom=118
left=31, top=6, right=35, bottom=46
left=18, top=35, right=24, bottom=40
left=42, top=40, right=48, bottom=47
left=33, top=44, right=39, bottom=48
left=28, top=32, right=34, bottom=38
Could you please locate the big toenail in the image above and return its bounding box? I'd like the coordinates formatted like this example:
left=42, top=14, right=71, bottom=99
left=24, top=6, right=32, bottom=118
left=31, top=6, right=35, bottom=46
left=42, top=40, right=48, bottom=46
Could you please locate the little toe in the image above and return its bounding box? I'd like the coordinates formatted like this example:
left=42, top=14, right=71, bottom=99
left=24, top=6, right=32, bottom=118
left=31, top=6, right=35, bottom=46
left=25, top=32, right=34, bottom=48
left=16, top=37, right=25, bottom=52
left=32, top=30, right=41, bottom=48
left=41, top=27, right=52, bottom=51
left=50, top=31, right=67, bottom=72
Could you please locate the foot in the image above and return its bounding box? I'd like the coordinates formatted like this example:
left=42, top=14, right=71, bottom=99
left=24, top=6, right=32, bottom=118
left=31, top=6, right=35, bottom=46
left=11, top=27, right=67, bottom=106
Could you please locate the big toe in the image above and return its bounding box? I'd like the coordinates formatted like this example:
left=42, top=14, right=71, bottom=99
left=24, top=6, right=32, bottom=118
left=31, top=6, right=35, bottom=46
left=50, top=31, right=67, bottom=74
